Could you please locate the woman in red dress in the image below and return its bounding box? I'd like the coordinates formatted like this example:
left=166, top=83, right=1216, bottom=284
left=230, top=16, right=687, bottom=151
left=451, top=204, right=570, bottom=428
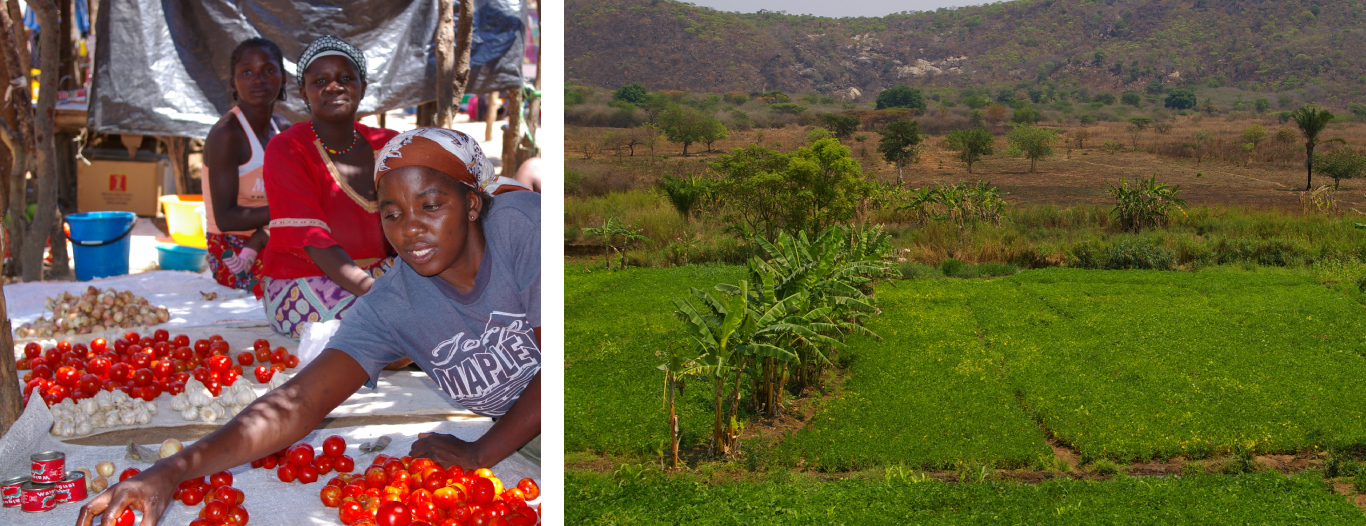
left=261, top=36, right=398, bottom=338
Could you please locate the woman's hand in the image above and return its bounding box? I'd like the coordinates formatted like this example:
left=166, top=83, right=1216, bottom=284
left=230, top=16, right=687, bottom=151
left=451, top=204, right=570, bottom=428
left=76, top=463, right=181, bottom=526
left=410, top=432, right=484, bottom=470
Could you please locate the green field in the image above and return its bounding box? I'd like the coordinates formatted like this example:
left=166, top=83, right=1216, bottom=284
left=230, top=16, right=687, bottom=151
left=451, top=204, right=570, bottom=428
left=568, top=471, right=1366, bottom=524
left=566, top=264, right=1366, bottom=520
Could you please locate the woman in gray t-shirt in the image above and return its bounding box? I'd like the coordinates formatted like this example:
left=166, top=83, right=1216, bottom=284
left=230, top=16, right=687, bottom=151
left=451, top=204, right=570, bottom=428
left=79, top=128, right=539, bottom=525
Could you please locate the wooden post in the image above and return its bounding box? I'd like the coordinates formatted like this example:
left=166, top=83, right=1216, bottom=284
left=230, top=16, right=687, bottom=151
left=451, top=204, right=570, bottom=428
left=435, top=0, right=473, bottom=128
left=161, top=136, right=193, bottom=195
left=501, top=87, right=521, bottom=175
left=484, top=91, right=498, bottom=142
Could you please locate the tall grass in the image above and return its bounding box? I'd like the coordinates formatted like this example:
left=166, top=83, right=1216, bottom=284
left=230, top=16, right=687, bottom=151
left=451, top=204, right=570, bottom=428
left=567, top=187, right=1366, bottom=271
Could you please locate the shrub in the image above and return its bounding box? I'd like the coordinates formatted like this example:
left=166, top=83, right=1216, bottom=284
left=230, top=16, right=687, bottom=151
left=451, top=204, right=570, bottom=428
left=613, top=83, right=649, bottom=104
left=1164, top=89, right=1197, bottom=110
left=1109, top=175, right=1188, bottom=232
left=940, top=258, right=977, bottom=278
left=876, top=85, right=927, bottom=110
left=769, top=103, right=808, bottom=115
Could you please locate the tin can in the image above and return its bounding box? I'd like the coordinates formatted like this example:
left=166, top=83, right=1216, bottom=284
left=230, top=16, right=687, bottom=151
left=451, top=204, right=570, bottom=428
left=20, top=481, right=55, bottom=512
left=55, top=472, right=87, bottom=503
left=29, top=451, right=65, bottom=484
left=1, top=476, right=27, bottom=507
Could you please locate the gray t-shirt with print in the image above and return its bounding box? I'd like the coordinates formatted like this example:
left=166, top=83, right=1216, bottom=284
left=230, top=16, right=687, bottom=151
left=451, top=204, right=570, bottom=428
left=327, top=191, right=540, bottom=417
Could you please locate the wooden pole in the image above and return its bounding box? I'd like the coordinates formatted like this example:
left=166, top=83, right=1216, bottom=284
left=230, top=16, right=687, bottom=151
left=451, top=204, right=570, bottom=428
left=484, top=91, right=498, bottom=142
left=500, top=87, right=521, bottom=175
left=435, top=0, right=473, bottom=128
left=16, top=0, right=62, bottom=282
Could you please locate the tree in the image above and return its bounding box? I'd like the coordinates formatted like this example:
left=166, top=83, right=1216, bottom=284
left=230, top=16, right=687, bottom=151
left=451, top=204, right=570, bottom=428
left=1240, top=124, right=1267, bottom=162
left=1164, top=89, right=1197, bottom=110
left=877, top=119, right=922, bottom=186
left=613, top=83, right=649, bottom=104
left=1254, top=98, right=1271, bottom=114
left=1007, top=126, right=1058, bottom=172
left=582, top=217, right=647, bottom=270
left=1314, top=148, right=1366, bottom=189
left=1093, top=93, right=1117, bottom=105
left=984, top=104, right=1008, bottom=126
left=1127, top=117, right=1152, bottom=150
left=620, top=124, right=659, bottom=157
left=434, top=0, right=474, bottom=127
left=659, top=174, right=709, bottom=221
left=945, top=128, right=994, bottom=173
left=1120, top=91, right=1141, bottom=106
left=1073, top=129, right=1092, bottom=148
left=786, top=138, right=867, bottom=233
left=875, top=85, right=926, bottom=111
left=711, top=145, right=793, bottom=238
left=658, top=105, right=727, bottom=155
left=818, top=112, right=861, bottom=139
left=1010, top=106, right=1042, bottom=125
left=1290, top=105, right=1336, bottom=190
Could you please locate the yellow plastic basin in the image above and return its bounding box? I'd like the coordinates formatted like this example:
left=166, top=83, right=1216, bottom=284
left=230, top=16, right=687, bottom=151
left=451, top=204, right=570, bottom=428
left=159, top=194, right=207, bottom=249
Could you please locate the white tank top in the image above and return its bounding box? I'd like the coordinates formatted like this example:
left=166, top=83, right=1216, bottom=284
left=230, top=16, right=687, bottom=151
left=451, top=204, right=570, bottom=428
left=204, top=107, right=279, bottom=236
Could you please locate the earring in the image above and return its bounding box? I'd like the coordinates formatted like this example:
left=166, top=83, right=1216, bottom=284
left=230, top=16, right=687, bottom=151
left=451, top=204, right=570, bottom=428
left=232, top=91, right=238, bottom=101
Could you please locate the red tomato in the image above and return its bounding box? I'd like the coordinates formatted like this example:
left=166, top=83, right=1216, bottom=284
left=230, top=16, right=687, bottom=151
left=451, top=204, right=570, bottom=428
left=54, top=366, right=80, bottom=387
left=78, top=374, right=101, bottom=394
left=323, top=435, right=347, bottom=458
left=339, top=500, right=365, bottom=525
left=227, top=505, right=249, bottom=526
left=213, top=485, right=243, bottom=505
left=205, top=380, right=222, bottom=397
left=270, top=347, right=288, bottom=364
left=107, top=362, right=130, bottom=381
left=254, top=347, right=271, bottom=363
left=152, top=342, right=171, bottom=359
left=289, top=443, right=316, bottom=466
left=314, top=454, right=335, bottom=474
left=470, top=477, right=494, bottom=505
left=203, top=500, right=229, bottom=522
left=237, top=352, right=254, bottom=366
left=153, top=359, right=175, bottom=379
left=286, top=354, right=300, bottom=368
left=298, top=464, right=320, bottom=484
left=181, top=486, right=205, bottom=505
left=114, top=509, right=135, bottom=526
left=254, top=366, right=274, bottom=384
left=410, top=501, right=440, bottom=523
left=31, top=364, right=53, bottom=380
left=137, top=385, right=159, bottom=402
left=262, top=454, right=279, bottom=470
left=336, top=455, right=356, bottom=473
left=173, top=334, right=190, bottom=347
left=431, top=486, right=460, bottom=510
left=207, top=355, right=232, bottom=373
left=375, top=501, right=413, bottom=526
left=321, top=485, right=343, bottom=507
left=210, top=340, right=230, bottom=356
left=120, top=467, right=141, bottom=482
left=173, top=346, right=193, bottom=361
left=422, top=472, right=445, bottom=493
left=364, top=467, right=388, bottom=489
left=129, top=351, right=152, bottom=369
left=153, top=328, right=169, bottom=342
left=406, top=488, right=433, bottom=508
left=278, top=464, right=298, bottom=482
left=210, top=471, right=233, bottom=489
left=113, top=338, right=129, bottom=353
left=222, top=369, right=241, bottom=386
left=131, top=368, right=154, bottom=387
left=388, top=470, right=411, bottom=490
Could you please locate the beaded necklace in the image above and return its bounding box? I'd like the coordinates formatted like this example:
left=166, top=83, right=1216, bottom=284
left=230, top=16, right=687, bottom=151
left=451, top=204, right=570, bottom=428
left=312, top=121, right=359, bottom=156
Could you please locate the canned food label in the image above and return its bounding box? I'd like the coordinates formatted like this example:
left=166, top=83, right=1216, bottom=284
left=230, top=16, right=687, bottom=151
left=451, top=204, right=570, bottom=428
left=29, top=454, right=64, bottom=484
left=1, top=484, right=20, bottom=507
left=55, top=474, right=87, bottom=503
left=21, top=484, right=55, bottom=512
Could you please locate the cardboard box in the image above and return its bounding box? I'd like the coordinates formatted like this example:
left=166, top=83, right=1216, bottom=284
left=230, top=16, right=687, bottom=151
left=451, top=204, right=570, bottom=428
left=77, top=158, right=165, bottom=216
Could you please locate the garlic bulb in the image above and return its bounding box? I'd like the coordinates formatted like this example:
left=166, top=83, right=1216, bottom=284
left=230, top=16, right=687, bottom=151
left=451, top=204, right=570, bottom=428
left=170, top=393, right=188, bottom=412
left=111, top=390, right=129, bottom=405
left=234, top=388, right=256, bottom=406
left=135, top=407, right=151, bottom=425
left=77, top=421, right=93, bottom=435
left=144, top=401, right=158, bottom=415
left=95, top=391, right=113, bottom=410
left=119, top=409, right=137, bottom=426
left=181, top=407, right=198, bottom=421
left=188, top=389, right=210, bottom=408
left=79, top=398, right=98, bottom=414
left=267, top=373, right=290, bottom=391
left=104, top=412, right=119, bottom=428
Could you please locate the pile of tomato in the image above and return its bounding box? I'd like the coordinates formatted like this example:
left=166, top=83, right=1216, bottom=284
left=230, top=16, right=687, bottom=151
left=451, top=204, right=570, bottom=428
left=172, top=470, right=251, bottom=525
left=324, top=454, right=539, bottom=526
left=16, top=332, right=299, bottom=408
left=251, top=435, right=356, bottom=485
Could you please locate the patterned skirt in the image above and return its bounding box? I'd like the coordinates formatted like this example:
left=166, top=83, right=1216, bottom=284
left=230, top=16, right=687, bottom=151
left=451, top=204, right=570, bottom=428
left=205, top=232, right=265, bottom=299
left=262, top=257, right=393, bottom=339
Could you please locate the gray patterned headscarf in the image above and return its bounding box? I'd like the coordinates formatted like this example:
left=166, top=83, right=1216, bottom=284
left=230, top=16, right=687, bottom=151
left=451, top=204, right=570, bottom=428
left=296, top=35, right=367, bottom=86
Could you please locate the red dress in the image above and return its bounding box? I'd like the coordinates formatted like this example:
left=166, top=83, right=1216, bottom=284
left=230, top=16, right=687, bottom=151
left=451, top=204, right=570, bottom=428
left=260, top=121, right=399, bottom=338
left=262, top=121, right=399, bottom=278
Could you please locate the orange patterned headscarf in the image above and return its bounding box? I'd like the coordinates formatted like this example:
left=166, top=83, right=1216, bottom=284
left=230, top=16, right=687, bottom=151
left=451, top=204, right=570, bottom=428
left=374, top=128, right=526, bottom=195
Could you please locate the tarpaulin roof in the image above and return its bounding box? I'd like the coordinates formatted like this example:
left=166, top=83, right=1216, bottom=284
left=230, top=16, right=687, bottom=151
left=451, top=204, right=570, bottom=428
left=88, top=0, right=527, bottom=138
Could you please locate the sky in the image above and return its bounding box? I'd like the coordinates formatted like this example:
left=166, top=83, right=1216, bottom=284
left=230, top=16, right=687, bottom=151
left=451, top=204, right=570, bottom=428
left=684, top=0, right=1004, bottom=19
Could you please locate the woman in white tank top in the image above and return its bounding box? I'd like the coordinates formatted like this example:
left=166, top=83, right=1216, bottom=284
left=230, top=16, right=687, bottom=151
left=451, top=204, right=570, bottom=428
left=202, top=38, right=291, bottom=298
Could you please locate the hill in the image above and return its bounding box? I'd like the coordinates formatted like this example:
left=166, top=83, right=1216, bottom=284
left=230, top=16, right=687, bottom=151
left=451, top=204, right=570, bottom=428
left=567, top=0, right=1366, bottom=107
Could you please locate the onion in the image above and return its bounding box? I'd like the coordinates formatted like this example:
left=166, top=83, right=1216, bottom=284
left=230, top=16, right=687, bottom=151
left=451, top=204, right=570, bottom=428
left=159, top=439, right=183, bottom=459
left=90, top=476, right=108, bottom=493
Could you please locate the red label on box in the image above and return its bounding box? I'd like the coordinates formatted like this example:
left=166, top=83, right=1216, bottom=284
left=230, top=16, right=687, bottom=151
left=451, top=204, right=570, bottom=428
left=108, top=173, right=126, bottom=192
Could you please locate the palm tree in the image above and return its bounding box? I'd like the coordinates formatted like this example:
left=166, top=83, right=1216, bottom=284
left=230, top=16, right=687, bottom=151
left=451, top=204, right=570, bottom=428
left=1291, top=106, right=1335, bottom=190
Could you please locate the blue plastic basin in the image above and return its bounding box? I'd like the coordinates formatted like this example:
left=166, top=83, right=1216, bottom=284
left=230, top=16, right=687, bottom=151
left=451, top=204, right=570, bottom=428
left=156, top=244, right=208, bottom=272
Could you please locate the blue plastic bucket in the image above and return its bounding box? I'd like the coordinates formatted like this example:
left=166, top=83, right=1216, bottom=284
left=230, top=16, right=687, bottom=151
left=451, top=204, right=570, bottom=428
left=156, top=244, right=207, bottom=272
left=64, top=211, right=137, bottom=281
